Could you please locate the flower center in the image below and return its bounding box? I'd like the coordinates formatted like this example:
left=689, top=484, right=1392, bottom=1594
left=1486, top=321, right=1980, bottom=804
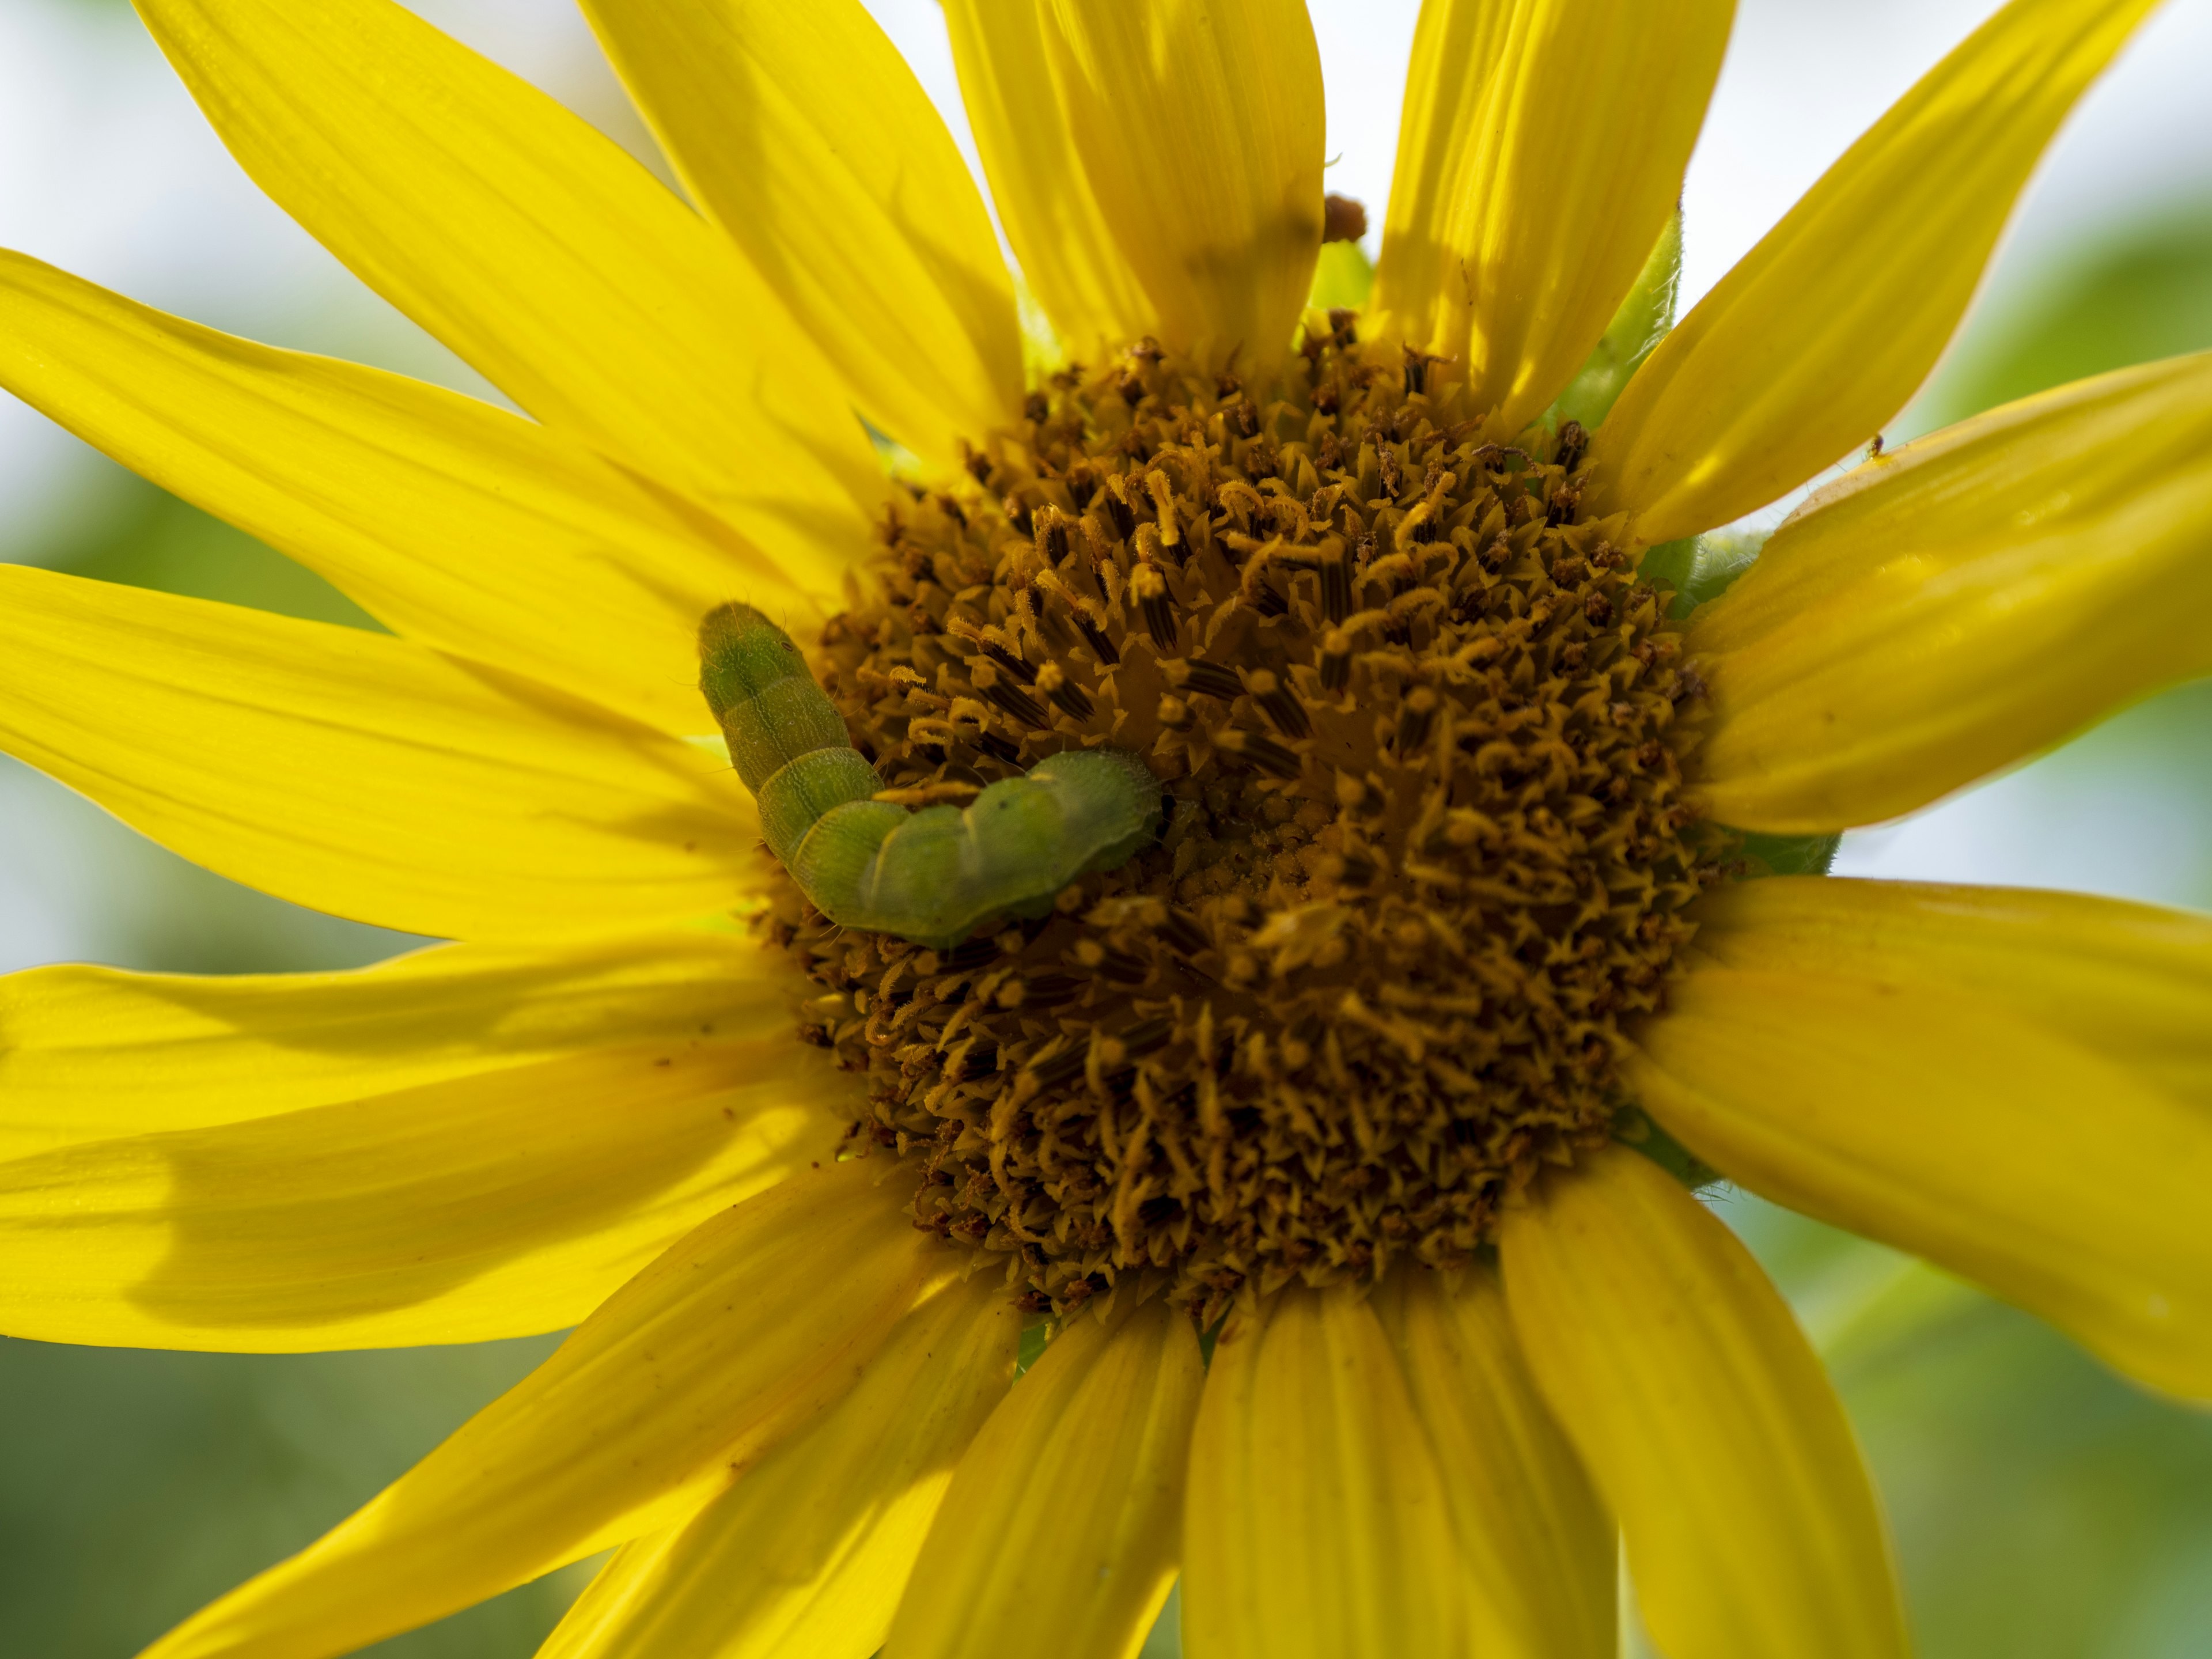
left=768, top=325, right=1723, bottom=1321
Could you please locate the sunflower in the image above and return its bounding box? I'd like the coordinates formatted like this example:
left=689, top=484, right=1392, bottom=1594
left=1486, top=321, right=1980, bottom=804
left=3, top=0, right=2209, bottom=1654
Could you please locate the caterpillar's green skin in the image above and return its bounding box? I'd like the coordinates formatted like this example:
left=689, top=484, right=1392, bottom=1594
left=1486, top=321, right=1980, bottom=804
left=699, top=603, right=1163, bottom=949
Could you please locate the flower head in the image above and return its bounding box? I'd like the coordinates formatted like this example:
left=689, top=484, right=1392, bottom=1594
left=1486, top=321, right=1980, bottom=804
left=1, top=2, right=2207, bottom=1658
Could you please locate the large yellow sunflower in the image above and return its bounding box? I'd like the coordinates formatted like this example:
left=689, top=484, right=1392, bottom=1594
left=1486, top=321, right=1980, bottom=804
left=3, top=0, right=2208, bottom=1656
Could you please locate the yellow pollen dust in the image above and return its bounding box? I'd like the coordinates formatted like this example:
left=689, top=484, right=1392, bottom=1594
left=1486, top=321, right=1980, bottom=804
left=768, top=321, right=1726, bottom=1323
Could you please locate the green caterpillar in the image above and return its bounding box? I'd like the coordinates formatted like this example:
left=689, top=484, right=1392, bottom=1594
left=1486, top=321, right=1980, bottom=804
left=699, top=603, right=1162, bottom=949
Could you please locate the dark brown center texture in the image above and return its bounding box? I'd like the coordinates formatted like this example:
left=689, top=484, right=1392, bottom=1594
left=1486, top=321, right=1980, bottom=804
left=767, top=323, right=1726, bottom=1323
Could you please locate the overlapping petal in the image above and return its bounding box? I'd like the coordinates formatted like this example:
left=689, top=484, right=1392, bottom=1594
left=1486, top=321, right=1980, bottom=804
left=941, top=0, right=1154, bottom=357
left=579, top=0, right=1023, bottom=468
left=1688, top=351, right=2212, bottom=831
left=1501, top=1146, right=1907, bottom=1659
left=0, top=250, right=808, bottom=736
left=135, top=0, right=880, bottom=577
left=142, top=1161, right=954, bottom=1659
left=1596, top=0, right=2162, bottom=544
left=1634, top=877, right=2212, bottom=1399
left=1183, top=1286, right=1465, bottom=1659
left=1037, top=0, right=1325, bottom=359
left=539, top=1272, right=1016, bottom=1659
left=0, top=1040, right=832, bottom=1351
left=885, top=1296, right=1201, bottom=1659
left=0, top=566, right=757, bottom=941
left=0, top=932, right=771, bottom=1157
left=1373, top=0, right=1732, bottom=438
left=1380, top=1266, right=1615, bottom=1659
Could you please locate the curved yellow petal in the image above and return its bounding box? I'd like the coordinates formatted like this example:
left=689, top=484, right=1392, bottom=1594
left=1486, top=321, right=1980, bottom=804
left=1378, top=1265, right=1615, bottom=1659
left=1633, top=930, right=2212, bottom=1400
left=0, top=932, right=774, bottom=1157
left=137, top=0, right=880, bottom=578
left=0, top=249, right=810, bottom=736
left=942, top=0, right=1153, bottom=358
left=1501, top=1146, right=1907, bottom=1659
left=578, top=0, right=1022, bottom=469
left=1687, top=351, right=2212, bottom=831
left=1182, top=1285, right=1465, bottom=1659
left=1691, top=877, right=2212, bottom=1107
left=0, top=1041, right=835, bottom=1351
left=1038, top=0, right=1324, bottom=360
left=1373, top=0, right=1732, bottom=437
left=142, top=1160, right=956, bottom=1659
left=0, top=566, right=756, bottom=941
left=1595, top=0, right=2162, bottom=544
left=538, top=1272, right=1017, bottom=1659
left=884, top=1295, right=1202, bottom=1659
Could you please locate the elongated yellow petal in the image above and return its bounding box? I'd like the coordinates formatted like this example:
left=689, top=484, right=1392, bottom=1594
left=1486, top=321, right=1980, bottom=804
left=1691, top=877, right=2212, bottom=1107
left=0, top=566, right=755, bottom=941
left=1038, top=0, right=1324, bottom=359
left=0, top=250, right=808, bottom=737
left=1633, top=935, right=2212, bottom=1400
left=1183, top=1285, right=1464, bottom=1659
left=1373, top=0, right=1732, bottom=437
left=1687, top=351, right=2212, bottom=831
left=579, top=0, right=1022, bottom=469
left=1378, top=1266, right=1615, bottom=1659
left=142, top=1161, right=955, bottom=1659
left=1501, top=1146, right=1907, bottom=1659
left=1596, top=0, right=2162, bottom=544
left=942, top=0, right=1153, bottom=358
left=0, top=932, right=774, bottom=1158
left=885, top=1296, right=1202, bottom=1659
left=539, top=1272, right=1016, bottom=1659
left=137, top=0, right=880, bottom=578
left=0, top=1042, right=834, bottom=1351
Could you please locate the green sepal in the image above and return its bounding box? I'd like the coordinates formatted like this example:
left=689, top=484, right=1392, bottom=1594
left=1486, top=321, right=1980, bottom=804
left=1548, top=210, right=1683, bottom=433
left=1732, top=830, right=1842, bottom=878
left=1615, top=1105, right=1724, bottom=1192
left=1641, top=528, right=1770, bottom=619
left=1306, top=238, right=1374, bottom=315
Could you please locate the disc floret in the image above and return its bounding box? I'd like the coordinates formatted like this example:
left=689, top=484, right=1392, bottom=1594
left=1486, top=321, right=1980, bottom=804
left=772, top=325, right=1725, bottom=1323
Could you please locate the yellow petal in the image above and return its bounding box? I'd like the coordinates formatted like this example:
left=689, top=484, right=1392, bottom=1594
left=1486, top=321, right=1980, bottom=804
left=0, top=931, right=774, bottom=1158
left=1595, top=0, right=2161, bottom=544
left=578, top=0, right=1022, bottom=470
left=1501, top=1146, right=1907, bottom=1659
left=885, top=1295, right=1202, bottom=1659
left=1686, top=351, right=2212, bottom=831
left=138, top=0, right=880, bottom=578
left=1182, top=1285, right=1465, bottom=1659
left=0, top=566, right=756, bottom=941
left=941, top=0, right=1154, bottom=358
left=1037, top=0, right=1324, bottom=359
left=1692, top=877, right=2212, bottom=1108
left=538, top=1272, right=1017, bottom=1659
left=0, top=249, right=809, bottom=737
left=1378, top=1264, right=1616, bottom=1659
left=142, top=1160, right=956, bottom=1659
left=1634, top=903, right=2212, bottom=1399
left=1373, top=0, right=1732, bottom=437
left=0, top=1041, right=835, bottom=1351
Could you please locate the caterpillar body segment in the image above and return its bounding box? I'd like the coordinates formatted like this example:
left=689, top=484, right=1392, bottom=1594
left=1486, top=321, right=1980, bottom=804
left=699, top=603, right=1163, bottom=949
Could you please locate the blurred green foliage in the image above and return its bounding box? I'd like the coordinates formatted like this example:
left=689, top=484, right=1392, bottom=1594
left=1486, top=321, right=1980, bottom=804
left=4, top=192, right=2212, bottom=1659
left=1918, top=206, right=2212, bottom=431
